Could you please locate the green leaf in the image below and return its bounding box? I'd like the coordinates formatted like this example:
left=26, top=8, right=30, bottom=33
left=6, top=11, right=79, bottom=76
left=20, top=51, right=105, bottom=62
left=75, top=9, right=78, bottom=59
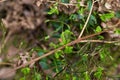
left=72, top=77, right=77, bottom=80
left=84, top=72, right=90, bottom=80
left=98, top=35, right=104, bottom=40
left=82, top=54, right=88, bottom=62
left=78, top=8, right=85, bottom=15
left=115, top=11, right=120, bottom=18
left=55, top=53, right=60, bottom=59
left=20, top=77, right=26, bottom=80
left=64, top=46, right=73, bottom=54
left=99, top=12, right=115, bottom=22
left=39, top=61, right=48, bottom=69
left=99, top=48, right=108, bottom=61
left=65, top=74, right=71, bottom=80
left=49, top=42, right=58, bottom=48
left=61, top=0, right=69, bottom=3
left=100, top=51, right=106, bottom=61
left=87, top=0, right=92, bottom=11
left=94, top=67, right=104, bottom=79
left=47, top=3, right=59, bottom=15
left=115, top=29, right=120, bottom=34
left=54, top=50, right=63, bottom=58
left=21, top=67, right=30, bottom=75
left=95, top=26, right=102, bottom=33
left=38, top=51, right=44, bottom=56
left=60, top=30, right=73, bottom=45
left=69, top=14, right=78, bottom=20
left=45, top=19, right=50, bottom=23
left=45, top=35, right=50, bottom=40
left=89, top=15, right=97, bottom=26
left=33, top=73, right=41, bottom=80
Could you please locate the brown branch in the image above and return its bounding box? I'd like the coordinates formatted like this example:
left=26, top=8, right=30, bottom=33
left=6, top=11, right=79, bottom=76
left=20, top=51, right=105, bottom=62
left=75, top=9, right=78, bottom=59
left=0, top=62, right=14, bottom=67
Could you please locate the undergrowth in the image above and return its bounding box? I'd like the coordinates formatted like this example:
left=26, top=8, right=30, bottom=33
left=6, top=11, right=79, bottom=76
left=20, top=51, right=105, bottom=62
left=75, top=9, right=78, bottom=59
left=0, top=0, right=120, bottom=80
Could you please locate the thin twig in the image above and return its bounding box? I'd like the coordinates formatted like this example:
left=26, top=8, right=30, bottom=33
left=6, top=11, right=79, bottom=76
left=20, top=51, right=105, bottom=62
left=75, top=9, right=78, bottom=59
left=47, top=1, right=84, bottom=5
left=0, top=62, right=14, bottom=67
left=78, top=0, right=95, bottom=38
left=80, top=40, right=120, bottom=44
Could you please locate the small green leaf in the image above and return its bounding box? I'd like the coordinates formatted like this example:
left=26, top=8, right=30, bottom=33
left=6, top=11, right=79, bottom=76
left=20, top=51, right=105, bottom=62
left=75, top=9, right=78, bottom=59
left=72, top=77, right=77, bottom=80
left=64, top=46, right=73, bottom=54
left=87, top=0, right=92, bottom=11
left=99, top=12, right=115, bottom=22
left=21, top=67, right=30, bottom=75
left=33, top=73, right=41, bottom=80
left=89, top=15, right=97, bottom=26
left=55, top=53, right=59, bottom=59
left=45, top=35, right=50, bottom=40
left=45, top=19, right=50, bottom=23
left=84, top=71, right=90, bottom=80
left=115, top=11, right=120, bottom=18
left=54, top=50, right=63, bottom=58
left=69, top=14, right=78, bottom=20
left=98, top=35, right=104, bottom=40
left=20, top=77, right=25, bottom=80
left=47, top=3, right=59, bottom=15
left=115, top=29, right=120, bottom=34
left=94, top=67, right=104, bottom=79
left=60, top=30, right=73, bottom=45
left=38, top=51, right=44, bottom=56
left=61, top=0, right=69, bottom=3
left=100, top=51, right=106, bottom=61
left=49, top=42, right=58, bottom=48
left=78, top=8, right=85, bottom=15
left=95, top=26, right=102, bottom=32
left=39, top=61, right=48, bottom=69
left=99, top=48, right=108, bottom=61
left=82, top=54, right=88, bottom=62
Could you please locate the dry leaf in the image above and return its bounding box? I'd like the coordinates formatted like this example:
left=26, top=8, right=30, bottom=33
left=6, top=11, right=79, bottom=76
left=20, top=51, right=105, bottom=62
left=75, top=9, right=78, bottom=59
left=105, top=2, right=112, bottom=9
left=58, top=4, right=78, bottom=14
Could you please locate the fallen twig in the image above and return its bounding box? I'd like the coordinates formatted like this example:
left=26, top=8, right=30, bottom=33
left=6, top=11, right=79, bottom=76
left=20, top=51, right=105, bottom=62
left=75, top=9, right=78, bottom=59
left=78, top=0, right=96, bottom=38
left=80, top=40, right=120, bottom=44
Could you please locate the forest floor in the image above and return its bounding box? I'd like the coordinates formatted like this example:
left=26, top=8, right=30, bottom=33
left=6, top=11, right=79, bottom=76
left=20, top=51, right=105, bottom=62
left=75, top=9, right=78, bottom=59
left=0, top=0, right=120, bottom=80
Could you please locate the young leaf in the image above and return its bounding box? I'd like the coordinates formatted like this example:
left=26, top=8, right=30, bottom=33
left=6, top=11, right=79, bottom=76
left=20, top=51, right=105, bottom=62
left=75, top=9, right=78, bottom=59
left=64, top=46, right=73, bottom=54
left=99, top=12, right=115, bottom=22
left=95, top=26, right=102, bottom=33
left=89, top=15, right=97, bottom=26
left=21, top=67, right=30, bottom=75
left=99, top=48, right=109, bottom=61
left=94, top=67, right=104, bottom=79
left=60, top=30, right=73, bottom=45
left=115, top=11, right=120, bottom=18
left=47, top=3, right=59, bottom=15
left=84, top=72, right=90, bottom=80
left=115, top=29, right=120, bottom=34
left=54, top=50, right=63, bottom=58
